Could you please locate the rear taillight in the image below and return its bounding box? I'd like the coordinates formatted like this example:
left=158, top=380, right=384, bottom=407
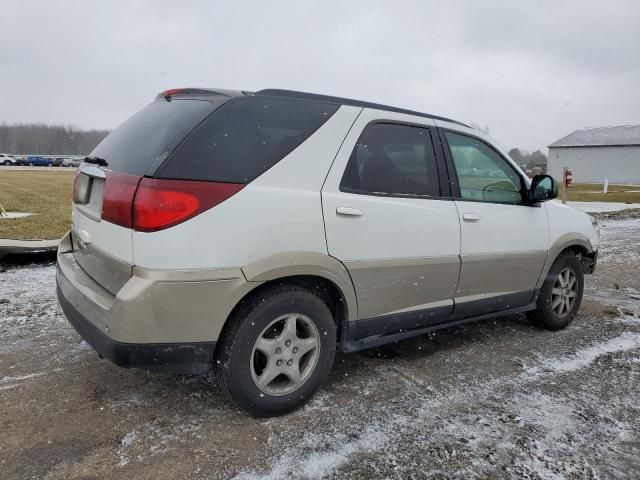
left=132, top=178, right=244, bottom=232
left=101, top=172, right=142, bottom=228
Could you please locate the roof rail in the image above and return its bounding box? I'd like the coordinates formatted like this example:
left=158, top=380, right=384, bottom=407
left=256, top=89, right=469, bottom=128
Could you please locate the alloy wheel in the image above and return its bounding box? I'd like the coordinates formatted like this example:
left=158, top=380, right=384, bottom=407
left=250, top=314, right=321, bottom=396
left=551, top=267, right=578, bottom=318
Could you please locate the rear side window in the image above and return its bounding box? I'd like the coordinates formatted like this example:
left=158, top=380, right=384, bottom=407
left=89, top=99, right=222, bottom=176
left=157, top=96, right=339, bottom=183
left=340, top=123, right=440, bottom=197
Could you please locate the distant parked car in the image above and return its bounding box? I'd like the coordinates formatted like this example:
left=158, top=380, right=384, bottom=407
left=51, top=158, right=65, bottom=167
left=23, top=156, right=53, bottom=167
left=0, top=153, right=16, bottom=165
left=62, top=158, right=83, bottom=168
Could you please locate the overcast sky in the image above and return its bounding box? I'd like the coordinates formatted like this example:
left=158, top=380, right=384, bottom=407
left=1, top=0, right=639, bottom=152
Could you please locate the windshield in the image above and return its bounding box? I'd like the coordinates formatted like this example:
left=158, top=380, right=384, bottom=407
left=89, top=98, right=226, bottom=176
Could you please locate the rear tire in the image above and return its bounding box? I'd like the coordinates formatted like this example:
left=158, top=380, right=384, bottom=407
left=215, top=285, right=336, bottom=416
left=528, top=253, right=584, bottom=330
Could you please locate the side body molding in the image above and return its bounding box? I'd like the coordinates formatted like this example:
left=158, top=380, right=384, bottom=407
left=242, top=251, right=359, bottom=321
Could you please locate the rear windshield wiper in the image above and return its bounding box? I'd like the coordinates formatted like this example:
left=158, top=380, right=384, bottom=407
left=84, top=156, right=109, bottom=167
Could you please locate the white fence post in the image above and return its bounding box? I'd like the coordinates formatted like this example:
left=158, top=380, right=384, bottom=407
left=603, top=179, right=609, bottom=194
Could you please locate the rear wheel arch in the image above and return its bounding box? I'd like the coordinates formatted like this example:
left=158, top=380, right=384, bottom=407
left=241, top=252, right=358, bottom=319
left=218, top=274, right=350, bottom=349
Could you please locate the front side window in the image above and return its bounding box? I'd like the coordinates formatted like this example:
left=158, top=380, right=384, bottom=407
left=445, top=131, right=522, bottom=204
left=340, top=123, right=439, bottom=197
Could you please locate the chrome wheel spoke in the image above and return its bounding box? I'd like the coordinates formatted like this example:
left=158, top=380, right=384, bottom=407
left=567, top=290, right=577, bottom=298
left=297, top=338, right=317, bottom=357
left=552, top=287, right=563, bottom=296
left=257, top=362, right=281, bottom=388
left=282, top=315, right=298, bottom=340
left=552, top=295, right=562, bottom=309
left=284, top=362, right=301, bottom=384
left=255, top=337, right=278, bottom=355
left=557, top=274, right=566, bottom=288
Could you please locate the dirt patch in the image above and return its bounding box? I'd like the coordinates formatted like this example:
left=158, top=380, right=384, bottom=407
left=591, top=208, right=640, bottom=221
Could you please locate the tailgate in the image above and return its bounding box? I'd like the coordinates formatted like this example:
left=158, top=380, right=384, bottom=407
left=71, top=166, right=134, bottom=295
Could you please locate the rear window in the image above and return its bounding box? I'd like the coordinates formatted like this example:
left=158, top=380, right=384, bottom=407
left=89, top=98, right=224, bottom=176
left=156, top=96, right=340, bottom=183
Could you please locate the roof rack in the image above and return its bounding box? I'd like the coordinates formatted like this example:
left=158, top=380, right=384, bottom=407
left=256, top=89, right=469, bottom=128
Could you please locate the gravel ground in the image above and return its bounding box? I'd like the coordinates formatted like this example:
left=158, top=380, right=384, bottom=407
left=1, top=217, right=639, bottom=479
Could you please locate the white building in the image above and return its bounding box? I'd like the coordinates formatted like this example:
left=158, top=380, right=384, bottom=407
left=548, top=125, right=640, bottom=184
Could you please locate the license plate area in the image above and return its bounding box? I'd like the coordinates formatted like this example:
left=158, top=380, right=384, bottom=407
left=75, top=170, right=106, bottom=222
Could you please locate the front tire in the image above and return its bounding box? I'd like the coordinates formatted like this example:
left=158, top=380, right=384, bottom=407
left=528, top=253, right=584, bottom=330
left=215, top=285, right=336, bottom=416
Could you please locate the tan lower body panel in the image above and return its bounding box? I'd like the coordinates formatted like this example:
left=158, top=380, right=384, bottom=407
left=345, top=256, right=460, bottom=319
left=57, top=232, right=258, bottom=344
left=71, top=230, right=132, bottom=296
left=456, top=250, right=547, bottom=300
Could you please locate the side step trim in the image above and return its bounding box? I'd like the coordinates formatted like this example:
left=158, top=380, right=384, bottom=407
left=341, top=292, right=538, bottom=352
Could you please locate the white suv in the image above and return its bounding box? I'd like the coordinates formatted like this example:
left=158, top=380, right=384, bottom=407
left=0, top=153, right=16, bottom=165
left=56, top=88, right=599, bottom=416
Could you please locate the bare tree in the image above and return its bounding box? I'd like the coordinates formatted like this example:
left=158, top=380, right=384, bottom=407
left=0, top=123, right=109, bottom=155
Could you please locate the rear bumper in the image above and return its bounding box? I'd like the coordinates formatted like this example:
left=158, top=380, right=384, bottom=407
left=55, top=231, right=256, bottom=374
left=57, top=285, right=215, bottom=374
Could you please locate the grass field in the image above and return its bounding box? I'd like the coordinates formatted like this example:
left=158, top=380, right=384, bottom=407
left=0, top=170, right=74, bottom=240
left=564, top=182, right=640, bottom=202
left=0, top=171, right=639, bottom=240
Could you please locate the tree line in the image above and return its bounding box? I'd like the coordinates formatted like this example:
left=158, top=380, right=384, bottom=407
left=470, top=123, right=547, bottom=169
left=0, top=123, right=109, bottom=155
left=508, top=148, right=547, bottom=169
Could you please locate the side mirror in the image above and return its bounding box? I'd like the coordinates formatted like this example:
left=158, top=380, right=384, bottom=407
left=529, top=174, right=558, bottom=203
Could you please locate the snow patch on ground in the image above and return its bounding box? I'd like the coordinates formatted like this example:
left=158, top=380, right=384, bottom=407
left=0, top=211, right=35, bottom=219
left=115, top=419, right=204, bottom=467
left=526, top=332, right=640, bottom=376
left=0, top=372, right=45, bottom=383
left=117, top=430, right=138, bottom=466
left=236, top=428, right=388, bottom=480
left=0, top=262, right=68, bottom=343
